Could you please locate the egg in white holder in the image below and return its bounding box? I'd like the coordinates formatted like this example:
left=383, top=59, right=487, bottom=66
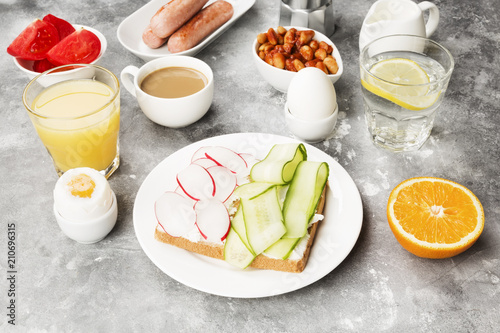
left=53, top=167, right=118, bottom=244
left=284, top=67, right=338, bottom=143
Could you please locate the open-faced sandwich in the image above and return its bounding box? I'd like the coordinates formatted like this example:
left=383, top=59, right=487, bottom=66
left=153, top=143, right=329, bottom=273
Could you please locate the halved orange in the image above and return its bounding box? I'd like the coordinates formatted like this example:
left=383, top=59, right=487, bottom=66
left=387, top=177, right=484, bottom=259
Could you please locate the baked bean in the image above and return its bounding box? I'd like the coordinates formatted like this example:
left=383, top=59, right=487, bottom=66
left=319, top=41, right=333, bottom=54
left=273, top=53, right=286, bottom=69
left=260, top=43, right=274, bottom=52
left=285, top=58, right=297, bottom=72
left=264, top=53, right=273, bottom=66
left=316, top=61, right=328, bottom=74
left=277, top=26, right=287, bottom=35
left=267, top=28, right=278, bottom=45
left=290, top=52, right=305, bottom=63
left=284, top=28, right=297, bottom=43
left=296, top=30, right=314, bottom=47
left=305, top=59, right=321, bottom=67
left=293, top=59, right=305, bottom=71
left=314, top=48, right=327, bottom=60
left=299, top=45, right=314, bottom=61
left=323, top=56, right=339, bottom=74
left=283, top=42, right=294, bottom=54
left=257, top=33, right=267, bottom=44
left=309, top=40, right=319, bottom=52
left=274, top=44, right=285, bottom=54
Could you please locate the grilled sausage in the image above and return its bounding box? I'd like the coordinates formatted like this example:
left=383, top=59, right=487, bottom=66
left=150, top=0, right=208, bottom=38
left=142, top=24, right=168, bottom=49
left=167, top=0, right=233, bottom=53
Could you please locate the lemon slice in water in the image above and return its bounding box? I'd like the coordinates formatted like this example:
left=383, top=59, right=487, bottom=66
left=362, top=58, right=439, bottom=111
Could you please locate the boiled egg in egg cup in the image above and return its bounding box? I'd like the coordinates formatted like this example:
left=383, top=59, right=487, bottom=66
left=53, top=167, right=118, bottom=244
left=284, top=67, right=339, bottom=143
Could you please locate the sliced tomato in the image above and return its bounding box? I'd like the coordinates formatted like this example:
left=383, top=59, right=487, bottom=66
left=43, top=14, right=76, bottom=40
left=46, top=28, right=101, bottom=66
left=33, top=58, right=56, bottom=73
left=7, top=19, right=60, bottom=60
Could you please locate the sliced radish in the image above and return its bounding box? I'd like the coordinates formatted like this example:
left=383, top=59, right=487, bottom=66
left=206, top=165, right=237, bottom=202
left=192, top=157, right=218, bottom=169
left=195, top=199, right=231, bottom=242
left=191, top=146, right=212, bottom=162
left=155, top=192, right=196, bottom=237
left=203, top=146, right=248, bottom=174
left=174, top=186, right=197, bottom=206
left=176, top=164, right=215, bottom=201
left=239, top=153, right=260, bottom=169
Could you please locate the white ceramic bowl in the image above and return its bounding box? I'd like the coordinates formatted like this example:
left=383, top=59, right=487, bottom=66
left=253, top=26, right=343, bottom=93
left=284, top=102, right=338, bottom=143
left=121, top=56, right=214, bottom=128
left=54, top=191, right=118, bottom=244
left=13, top=25, right=107, bottom=80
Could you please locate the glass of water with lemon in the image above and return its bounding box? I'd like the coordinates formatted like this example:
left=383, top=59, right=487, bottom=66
left=360, top=35, right=454, bottom=152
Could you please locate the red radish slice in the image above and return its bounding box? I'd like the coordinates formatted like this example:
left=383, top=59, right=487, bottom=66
left=239, top=153, right=260, bottom=169
left=155, top=192, right=196, bottom=237
left=191, top=146, right=212, bottom=162
left=195, top=199, right=231, bottom=242
left=177, top=163, right=215, bottom=200
left=206, top=166, right=237, bottom=202
left=174, top=186, right=197, bottom=206
left=203, top=146, right=248, bottom=174
left=192, top=157, right=218, bottom=169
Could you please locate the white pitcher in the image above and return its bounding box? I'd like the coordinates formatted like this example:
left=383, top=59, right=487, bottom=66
left=359, top=0, right=439, bottom=51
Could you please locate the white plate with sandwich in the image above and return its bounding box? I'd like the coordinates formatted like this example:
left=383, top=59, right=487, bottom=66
left=117, top=0, right=256, bottom=61
left=133, top=133, right=363, bottom=298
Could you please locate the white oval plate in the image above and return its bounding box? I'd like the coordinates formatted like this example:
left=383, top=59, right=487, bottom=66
left=133, top=133, right=363, bottom=298
left=117, top=0, right=256, bottom=61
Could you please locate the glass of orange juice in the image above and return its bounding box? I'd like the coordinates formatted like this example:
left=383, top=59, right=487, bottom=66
left=23, top=64, right=120, bottom=178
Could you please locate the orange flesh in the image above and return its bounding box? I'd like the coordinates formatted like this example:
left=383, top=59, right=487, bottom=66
left=67, top=174, right=95, bottom=198
left=393, top=181, right=478, bottom=244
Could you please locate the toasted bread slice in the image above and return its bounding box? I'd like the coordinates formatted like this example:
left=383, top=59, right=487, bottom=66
left=154, top=186, right=327, bottom=273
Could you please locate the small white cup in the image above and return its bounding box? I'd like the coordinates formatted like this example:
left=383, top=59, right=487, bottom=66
left=54, top=191, right=118, bottom=244
left=121, top=56, right=214, bottom=128
left=359, top=0, right=439, bottom=52
left=284, top=102, right=338, bottom=143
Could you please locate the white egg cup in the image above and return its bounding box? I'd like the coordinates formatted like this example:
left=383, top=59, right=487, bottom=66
left=284, top=102, right=338, bottom=143
left=54, top=191, right=118, bottom=244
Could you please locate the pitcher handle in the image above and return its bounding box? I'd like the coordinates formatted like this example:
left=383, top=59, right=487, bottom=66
left=120, top=65, right=139, bottom=98
left=418, top=1, right=440, bottom=37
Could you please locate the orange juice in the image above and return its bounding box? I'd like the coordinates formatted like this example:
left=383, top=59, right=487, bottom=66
left=30, top=79, right=120, bottom=174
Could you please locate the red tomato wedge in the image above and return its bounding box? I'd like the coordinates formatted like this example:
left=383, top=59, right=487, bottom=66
left=33, top=58, right=56, bottom=73
left=7, top=19, right=60, bottom=60
left=46, top=28, right=101, bottom=66
left=43, top=14, right=75, bottom=40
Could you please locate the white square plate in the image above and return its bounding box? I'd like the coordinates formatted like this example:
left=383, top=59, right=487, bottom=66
left=117, top=0, right=256, bottom=61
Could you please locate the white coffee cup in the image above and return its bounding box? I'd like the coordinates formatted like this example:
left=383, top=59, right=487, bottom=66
left=359, top=0, right=439, bottom=52
left=121, top=56, right=214, bottom=128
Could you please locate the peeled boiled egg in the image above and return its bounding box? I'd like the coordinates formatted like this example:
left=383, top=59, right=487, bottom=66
left=54, top=167, right=113, bottom=222
left=287, top=67, right=337, bottom=121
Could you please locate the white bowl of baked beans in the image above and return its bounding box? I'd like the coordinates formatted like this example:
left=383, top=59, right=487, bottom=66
left=253, top=26, right=343, bottom=93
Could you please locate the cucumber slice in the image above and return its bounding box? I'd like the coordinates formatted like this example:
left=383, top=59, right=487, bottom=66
left=250, top=143, right=307, bottom=184
left=233, top=181, right=275, bottom=200
left=224, top=228, right=255, bottom=269
left=242, top=186, right=286, bottom=255
left=231, top=206, right=254, bottom=255
left=264, top=237, right=300, bottom=260
left=282, top=161, right=329, bottom=238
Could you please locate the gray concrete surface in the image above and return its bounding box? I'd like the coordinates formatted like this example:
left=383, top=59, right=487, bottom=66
left=1, top=0, right=499, bottom=331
